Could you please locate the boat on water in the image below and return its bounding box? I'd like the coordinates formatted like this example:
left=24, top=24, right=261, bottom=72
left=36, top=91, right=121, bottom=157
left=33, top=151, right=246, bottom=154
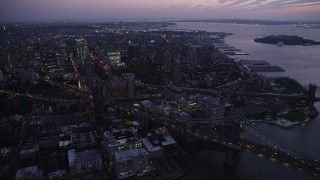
left=277, top=41, right=284, bottom=46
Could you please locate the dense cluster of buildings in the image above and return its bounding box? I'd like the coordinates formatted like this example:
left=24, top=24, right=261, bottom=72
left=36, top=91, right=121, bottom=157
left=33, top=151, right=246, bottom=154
left=0, top=22, right=317, bottom=180
left=0, top=104, right=178, bottom=179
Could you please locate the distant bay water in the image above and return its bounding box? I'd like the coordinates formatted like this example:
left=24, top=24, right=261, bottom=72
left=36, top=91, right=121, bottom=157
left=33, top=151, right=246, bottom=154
left=167, top=22, right=320, bottom=90
left=166, top=22, right=320, bottom=180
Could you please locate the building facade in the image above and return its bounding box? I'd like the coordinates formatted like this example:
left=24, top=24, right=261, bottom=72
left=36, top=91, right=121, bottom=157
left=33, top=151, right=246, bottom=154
left=68, top=149, right=103, bottom=175
left=114, top=148, right=150, bottom=179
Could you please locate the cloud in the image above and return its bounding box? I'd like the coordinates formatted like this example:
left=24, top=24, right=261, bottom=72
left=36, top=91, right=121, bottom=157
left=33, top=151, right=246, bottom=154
left=219, top=0, right=230, bottom=3
left=204, top=6, right=215, bottom=10
left=1, top=0, right=319, bottom=21
left=244, top=0, right=320, bottom=10
left=281, top=1, right=320, bottom=8
left=179, top=3, right=190, bottom=9
left=221, top=0, right=251, bottom=8
left=193, top=5, right=204, bottom=9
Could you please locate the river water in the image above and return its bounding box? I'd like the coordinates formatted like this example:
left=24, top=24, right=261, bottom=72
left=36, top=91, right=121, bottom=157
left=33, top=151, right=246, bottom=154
left=166, top=22, right=320, bottom=180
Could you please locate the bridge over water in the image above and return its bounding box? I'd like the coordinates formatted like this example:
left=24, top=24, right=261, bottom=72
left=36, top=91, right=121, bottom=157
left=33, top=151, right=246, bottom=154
left=183, top=83, right=320, bottom=105
left=147, top=110, right=320, bottom=177
left=137, top=83, right=320, bottom=107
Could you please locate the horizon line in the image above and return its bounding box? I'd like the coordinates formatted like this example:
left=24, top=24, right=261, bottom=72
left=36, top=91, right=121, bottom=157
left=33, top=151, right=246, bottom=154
left=2, top=18, right=320, bottom=24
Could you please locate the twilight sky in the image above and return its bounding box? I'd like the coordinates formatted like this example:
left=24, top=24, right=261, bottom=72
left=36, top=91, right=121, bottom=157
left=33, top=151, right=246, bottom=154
left=1, top=0, right=320, bottom=22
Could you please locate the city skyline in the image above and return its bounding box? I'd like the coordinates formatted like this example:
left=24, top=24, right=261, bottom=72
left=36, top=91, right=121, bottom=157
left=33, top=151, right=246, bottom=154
left=1, top=13, right=319, bottom=180
left=1, top=0, right=320, bottom=22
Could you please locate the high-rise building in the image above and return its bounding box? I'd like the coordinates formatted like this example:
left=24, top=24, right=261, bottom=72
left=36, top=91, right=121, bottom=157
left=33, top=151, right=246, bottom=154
left=34, top=38, right=43, bottom=60
left=172, top=59, right=180, bottom=83
left=27, top=68, right=37, bottom=85
left=107, top=52, right=121, bottom=66
left=92, top=81, right=104, bottom=121
left=7, top=45, right=18, bottom=67
left=43, top=53, right=58, bottom=71
left=84, top=56, right=94, bottom=86
left=188, top=48, right=198, bottom=65
left=121, top=73, right=135, bottom=99
left=109, top=80, right=127, bottom=99
left=163, top=50, right=171, bottom=72
left=26, top=46, right=35, bottom=61
left=76, top=38, right=89, bottom=61
left=18, top=40, right=27, bottom=63
left=127, top=44, right=140, bottom=60
left=0, top=70, right=4, bottom=81
left=59, top=42, right=68, bottom=57
left=0, top=45, right=7, bottom=65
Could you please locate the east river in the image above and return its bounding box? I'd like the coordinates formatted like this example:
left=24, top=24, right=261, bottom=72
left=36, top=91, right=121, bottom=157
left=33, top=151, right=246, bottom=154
left=167, top=22, right=320, bottom=180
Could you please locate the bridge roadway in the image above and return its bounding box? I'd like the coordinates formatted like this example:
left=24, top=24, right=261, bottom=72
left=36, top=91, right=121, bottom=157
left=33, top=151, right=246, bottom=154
left=240, top=138, right=320, bottom=176
left=136, top=83, right=320, bottom=102
left=0, top=89, right=82, bottom=103
left=0, top=74, right=91, bottom=104
left=147, top=110, right=320, bottom=176
left=183, top=87, right=320, bottom=102
left=148, top=110, right=238, bottom=147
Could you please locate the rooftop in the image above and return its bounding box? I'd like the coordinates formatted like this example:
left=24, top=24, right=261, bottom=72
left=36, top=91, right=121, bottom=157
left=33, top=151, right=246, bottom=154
left=114, top=130, right=135, bottom=140
left=16, top=166, right=42, bottom=179
left=76, top=149, right=102, bottom=164
left=104, top=128, right=136, bottom=141
left=161, top=133, right=177, bottom=146
left=142, top=132, right=176, bottom=152
left=141, top=137, right=162, bottom=152
left=20, top=144, right=39, bottom=158
left=167, top=84, right=184, bottom=93
left=78, top=132, right=96, bottom=147
left=114, top=148, right=148, bottom=161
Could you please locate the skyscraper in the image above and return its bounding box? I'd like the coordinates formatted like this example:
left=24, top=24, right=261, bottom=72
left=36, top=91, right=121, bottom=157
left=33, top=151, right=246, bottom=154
left=188, top=48, right=198, bottom=65
left=92, top=80, right=104, bottom=121
left=163, top=50, right=171, bottom=73
left=0, top=45, right=7, bottom=65
left=172, top=59, right=180, bottom=83
left=76, top=38, right=89, bottom=61
left=18, top=40, right=27, bottom=63
left=0, top=70, right=4, bottom=81
left=127, top=44, right=140, bottom=60
left=84, top=56, right=94, bottom=87
left=121, top=73, right=135, bottom=99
